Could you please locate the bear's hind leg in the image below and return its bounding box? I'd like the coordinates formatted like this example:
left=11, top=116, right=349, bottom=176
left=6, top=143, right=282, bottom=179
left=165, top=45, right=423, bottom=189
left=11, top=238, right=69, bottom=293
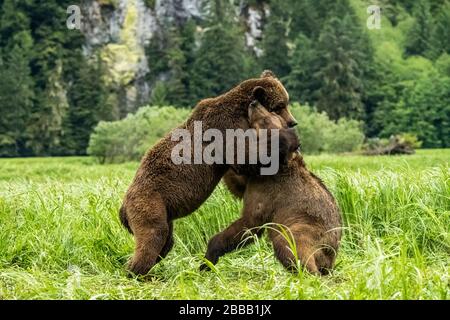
left=156, top=221, right=174, bottom=263
left=314, top=247, right=337, bottom=275
left=269, top=226, right=321, bottom=275
left=127, top=194, right=170, bottom=276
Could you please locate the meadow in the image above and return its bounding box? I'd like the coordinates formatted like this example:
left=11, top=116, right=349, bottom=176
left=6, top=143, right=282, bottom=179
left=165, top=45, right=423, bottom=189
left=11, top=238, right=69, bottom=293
left=0, top=149, right=448, bottom=300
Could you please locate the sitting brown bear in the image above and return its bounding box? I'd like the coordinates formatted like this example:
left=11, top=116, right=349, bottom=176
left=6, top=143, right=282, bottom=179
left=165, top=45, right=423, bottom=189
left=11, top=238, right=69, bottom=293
left=120, top=71, right=297, bottom=275
left=202, top=101, right=342, bottom=275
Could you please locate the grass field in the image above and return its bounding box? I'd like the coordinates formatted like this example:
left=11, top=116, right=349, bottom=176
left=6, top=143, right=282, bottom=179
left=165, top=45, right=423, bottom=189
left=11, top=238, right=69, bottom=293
left=0, top=149, right=449, bottom=299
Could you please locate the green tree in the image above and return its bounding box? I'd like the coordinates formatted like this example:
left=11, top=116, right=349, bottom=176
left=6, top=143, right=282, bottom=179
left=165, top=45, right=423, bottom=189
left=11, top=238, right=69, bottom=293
left=0, top=33, right=34, bottom=156
left=146, top=20, right=197, bottom=107
left=428, top=2, right=450, bottom=59
left=405, top=0, right=433, bottom=57
left=363, top=61, right=402, bottom=137
left=165, top=21, right=197, bottom=107
left=145, top=29, right=170, bottom=83
left=0, top=0, right=35, bottom=156
left=26, top=0, right=85, bottom=155
left=150, top=81, right=169, bottom=106
left=61, top=57, right=108, bottom=155
left=436, top=53, right=450, bottom=77
left=378, top=72, right=450, bottom=148
left=315, top=15, right=364, bottom=120
left=287, top=0, right=375, bottom=122
left=260, top=0, right=290, bottom=78
left=178, top=19, right=197, bottom=106
left=288, top=0, right=320, bottom=38
left=190, top=0, right=250, bottom=101
left=165, top=29, right=188, bottom=106
left=284, top=33, right=318, bottom=105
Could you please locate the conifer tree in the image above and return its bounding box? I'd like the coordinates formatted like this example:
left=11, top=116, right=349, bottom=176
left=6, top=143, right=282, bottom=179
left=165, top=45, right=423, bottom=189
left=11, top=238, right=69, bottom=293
left=405, top=0, right=433, bottom=56
left=284, top=33, right=318, bottom=105
left=0, top=0, right=34, bottom=156
left=26, top=0, right=84, bottom=155
left=0, top=35, right=34, bottom=156
left=288, top=0, right=320, bottom=39
left=260, top=0, right=290, bottom=78
left=166, top=21, right=197, bottom=107
left=428, top=2, right=450, bottom=59
left=150, top=81, right=169, bottom=106
left=62, top=57, right=107, bottom=155
left=315, top=15, right=364, bottom=120
left=145, top=29, right=170, bottom=83
left=190, top=0, right=249, bottom=101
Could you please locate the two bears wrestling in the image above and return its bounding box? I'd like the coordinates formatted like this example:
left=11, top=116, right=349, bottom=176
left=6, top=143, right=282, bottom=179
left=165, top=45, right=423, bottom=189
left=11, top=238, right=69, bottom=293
left=120, top=71, right=342, bottom=276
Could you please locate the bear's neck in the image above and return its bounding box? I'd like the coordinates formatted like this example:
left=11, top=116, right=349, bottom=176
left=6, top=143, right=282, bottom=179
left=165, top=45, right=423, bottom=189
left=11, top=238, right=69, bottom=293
left=279, top=152, right=307, bottom=174
left=188, top=77, right=277, bottom=131
left=220, top=82, right=257, bottom=113
left=217, top=78, right=271, bottom=117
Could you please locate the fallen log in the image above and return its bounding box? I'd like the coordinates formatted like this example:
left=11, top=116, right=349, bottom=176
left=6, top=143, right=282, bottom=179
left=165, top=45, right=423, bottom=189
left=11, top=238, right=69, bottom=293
left=364, top=137, right=415, bottom=156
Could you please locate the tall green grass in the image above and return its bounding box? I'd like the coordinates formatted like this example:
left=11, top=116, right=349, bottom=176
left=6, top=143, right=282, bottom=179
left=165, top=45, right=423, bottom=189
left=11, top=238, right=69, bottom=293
left=0, top=150, right=448, bottom=299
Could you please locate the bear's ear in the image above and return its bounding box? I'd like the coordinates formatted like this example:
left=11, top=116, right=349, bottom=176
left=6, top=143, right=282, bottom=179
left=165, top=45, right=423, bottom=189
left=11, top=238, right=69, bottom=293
left=260, top=70, right=277, bottom=79
left=252, top=86, right=267, bottom=105
left=249, top=100, right=259, bottom=108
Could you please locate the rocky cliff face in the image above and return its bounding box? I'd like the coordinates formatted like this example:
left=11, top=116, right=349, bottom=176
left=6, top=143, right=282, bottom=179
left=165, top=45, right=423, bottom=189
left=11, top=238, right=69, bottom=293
left=80, top=0, right=268, bottom=112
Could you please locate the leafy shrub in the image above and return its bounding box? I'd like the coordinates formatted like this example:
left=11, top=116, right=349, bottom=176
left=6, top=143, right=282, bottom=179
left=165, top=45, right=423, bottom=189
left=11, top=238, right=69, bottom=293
left=399, top=133, right=422, bottom=149
left=88, top=106, right=190, bottom=163
left=290, top=103, right=365, bottom=154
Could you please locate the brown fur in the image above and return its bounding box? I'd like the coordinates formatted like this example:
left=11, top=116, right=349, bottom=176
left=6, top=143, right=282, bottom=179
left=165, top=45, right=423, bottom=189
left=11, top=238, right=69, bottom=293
left=120, top=72, right=297, bottom=275
left=202, top=102, right=342, bottom=275
left=222, top=100, right=298, bottom=198
left=222, top=171, right=248, bottom=199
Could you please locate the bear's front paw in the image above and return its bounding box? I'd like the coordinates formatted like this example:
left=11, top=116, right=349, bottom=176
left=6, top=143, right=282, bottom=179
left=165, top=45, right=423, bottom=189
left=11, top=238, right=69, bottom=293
left=199, top=263, right=211, bottom=272
left=199, top=256, right=218, bottom=272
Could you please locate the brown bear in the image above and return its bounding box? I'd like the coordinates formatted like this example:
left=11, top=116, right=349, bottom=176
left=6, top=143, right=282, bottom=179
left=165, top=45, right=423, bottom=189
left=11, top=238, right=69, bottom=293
left=201, top=101, right=342, bottom=275
left=120, top=71, right=297, bottom=275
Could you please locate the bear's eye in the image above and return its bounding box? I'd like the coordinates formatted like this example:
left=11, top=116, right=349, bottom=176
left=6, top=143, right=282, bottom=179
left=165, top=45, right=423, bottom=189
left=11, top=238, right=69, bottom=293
left=275, top=107, right=284, bottom=114
left=273, top=103, right=285, bottom=114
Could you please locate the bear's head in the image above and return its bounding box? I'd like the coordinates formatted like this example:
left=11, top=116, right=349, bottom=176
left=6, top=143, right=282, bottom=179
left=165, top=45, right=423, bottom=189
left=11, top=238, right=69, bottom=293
left=248, top=100, right=287, bottom=131
left=248, top=100, right=300, bottom=165
left=245, top=70, right=298, bottom=129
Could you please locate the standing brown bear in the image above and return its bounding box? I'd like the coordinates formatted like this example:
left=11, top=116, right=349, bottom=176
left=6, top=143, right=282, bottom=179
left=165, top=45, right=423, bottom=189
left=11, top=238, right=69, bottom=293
left=202, top=101, right=342, bottom=275
left=120, top=71, right=297, bottom=275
